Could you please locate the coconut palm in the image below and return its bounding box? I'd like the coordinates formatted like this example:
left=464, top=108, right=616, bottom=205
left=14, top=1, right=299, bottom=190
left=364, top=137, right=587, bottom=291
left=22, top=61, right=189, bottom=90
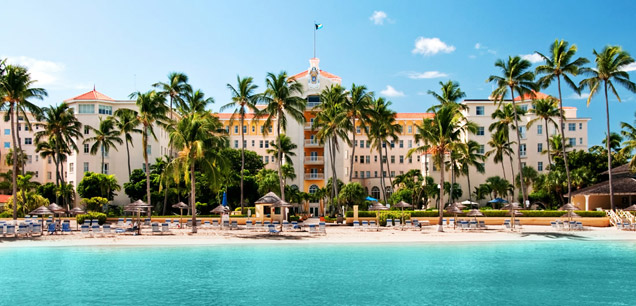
left=544, top=134, right=572, bottom=161
left=515, top=166, right=539, bottom=201
left=486, top=176, right=513, bottom=206
left=153, top=72, right=191, bottom=126
left=314, top=84, right=351, bottom=207
left=527, top=97, right=560, bottom=168
left=427, top=80, right=468, bottom=111
left=222, top=76, right=260, bottom=213
left=485, top=131, right=514, bottom=182
left=456, top=140, right=485, bottom=202
left=129, top=90, right=169, bottom=211
left=535, top=39, right=589, bottom=203
left=344, top=83, right=373, bottom=181
left=579, top=46, right=636, bottom=210
left=620, top=116, right=636, bottom=171
left=166, top=112, right=228, bottom=233
left=487, top=56, right=538, bottom=206
left=262, top=71, right=306, bottom=201
left=0, top=65, right=47, bottom=219
left=266, top=134, right=297, bottom=166
left=407, top=103, right=470, bottom=232
left=84, top=117, right=123, bottom=174
left=180, top=89, right=213, bottom=115
left=489, top=103, right=525, bottom=185
left=113, top=109, right=141, bottom=177
left=369, top=97, right=402, bottom=203
left=602, top=132, right=623, bottom=154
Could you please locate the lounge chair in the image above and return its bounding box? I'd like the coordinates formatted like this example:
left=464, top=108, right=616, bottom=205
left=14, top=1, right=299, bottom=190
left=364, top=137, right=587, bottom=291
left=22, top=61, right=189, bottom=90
left=478, top=221, right=486, bottom=228
left=245, top=220, right=253, bottom=230
left=309, top=224, right=317, bottom=234
left=268, top=224, right=280, bottom=235
left=165, top=219, right=171, bottom=225
left=203, top=220, right=211, bottom=228
left=514, top=219, right=521, bottom=228
left=196, top=220, right=202, bottom=227
left=32, top=224, right=42, bottom=235
left=212, top=220, right=220, bottom=230
left=385, top=219, right=393, bottom=227
left=172, top=219, right=180, bottom=228
left=231, top=220, right=238, bottom=230
left=0, top=222, right=4, bottom=237
left=405, top=220, right=412, bottom=228
left=283, top=220, right=291, bottom=230
left=576, top=221, right=584, bottom=230
left=360, top=221, right=368, bottom=231
left=161, top=223, right=171, bottom=234
left=80, top=224, right=90, bottom=236
left=353, top=221, right=360, bottom=230
left=103, top=225, right=113, bottom=237
left=5, top=224, right=15, bottom=237
left=62, top=222, right=71, bottom=234
left=469, top=221, right=478, bottom=229
left=187, top=220, right=193, bottom=228
left=144, top=218, right=151, bottom=226
left=412, top=219, right=420, bottom=230
left=369, top=221, right=378, bottom=231
left=222, top=220, right=230, bottom=230
left=117, top=218, right=125, bottom=226
left=319, top=222, right=326, bottom=235
left=91, top=224, right=101, bottom=237
left=394, top=219, right=402, bottom=228
left=442, top=218, right=447, bottom=226
left=125, top=218, right=132, bottom=227
left=449, top=218, right=455, bottom=228
left=292, top=221, right=301, bottom=231
left=569, top=221, right=577, bottom=230
left=151, top=223, right=162, bottom=235
left=550, top=221, right=558, bottom=229
left=47, top=223, right=56, bottom=235
left=503, top=220, right=511, bottom=229
left=254, top=221, right=262, bottom=231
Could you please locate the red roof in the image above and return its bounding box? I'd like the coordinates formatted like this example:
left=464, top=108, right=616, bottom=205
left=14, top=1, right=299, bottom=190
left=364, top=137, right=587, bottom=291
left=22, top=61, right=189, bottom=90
left=514, top=91, right=551, bottom=101
left=395, top=113, right=434, bottom=119
left=0, top=194, right=11, bottom=203
left=64, top=88, right=114, bottom=102
left=216, top=113, right=267, bottom=120
left=290, top=69, right=341, bottom=81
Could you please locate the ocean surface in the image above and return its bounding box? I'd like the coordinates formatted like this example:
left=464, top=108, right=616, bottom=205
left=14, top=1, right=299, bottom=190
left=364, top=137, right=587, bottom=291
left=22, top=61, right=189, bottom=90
left=1, top=240, right=635, bottom=305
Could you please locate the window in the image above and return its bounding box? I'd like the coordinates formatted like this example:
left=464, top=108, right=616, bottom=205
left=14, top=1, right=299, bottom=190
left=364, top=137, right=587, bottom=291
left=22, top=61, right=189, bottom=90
left=260, top=126, right=264, bottom=134
left=360, top=140, right=364, bottom=148
left=399, top=140, right=404, bottom=148
left=538, top=143, right=543, bottom=152
left=408, top=125, right=412, bottom=133
left=520, top=105, right=529, bottom=112
left=391, top=171, right=395, bottom=177
left=537, top=125, right=543, bottom=135
left=234, top=140, right=239, bottom=148
left=252, top=126, right=255, bottom=133
left=417, top=155, right=420, bottom=162
left=35, top=171, right=38, bottom=178
left=365, top=156, right=370, bottom=163
left=520, top=144, right=527, bottom=157
left=27, top=155, right=32, bottom=164
left=408, top=157, right=412, bottom=163
left=399, top=155, right=404, bottom=163
left=579, top=138, right=583, bottom=145
left=408, top=140, right=412, bottom=148
left=84, top=143, right=89, bottom=153
left=47, top=172, right=52, bottom=179
left=243, top=126, right=247, bottom=133
left=354, top=171, right=358, bottom=178
left=3, top=142, right=9, bottom=149
left=35, top=155, right=38, bottom=162
left=366, top=171, right=370, bottom=178
left=356, top=126, right=361, bottom=134
left=477, top=127, right=484, bottom=136
left=390, top=141, right=395, bottom=148
left=383, top=171, right=386, bottom=177
left=69, top=163, right=74, bottom=173
left=3, top=129, right=9, bottom=135
left=103, top=163, right=109, bottom=174
left=265, top=156, right=269, bottom=163
left=519, top=126, right=526, bottom=139
left=307, top=95, right=320, bottom=107
left=309, top=184, right=319, bottom=194
left=359, top=155, right=363, bottom=164
left=354, top=156, right=358, bottom=163
left=538, top=162, right=543, bottom=171
left=243, top=140, right=247, bottom=148
left=252, top=140, right=255, bottom=147
left=579, top=123, right=583, bottom=130
left=569, top=138, right=576, bottom=147
left=259, top=140, right=263, bottom=148
left=146, top=145, right=151, bottom=155
left=17, top=124, right=21, bottom=131
left=374, top=156, right=378, bottom=162
left=78, top=104, right=95, bottom=114
left=98, top=105, right=112, bottom=115
left=226, top=126, right=230, bottom=133
left=479, top=145, right=485, bottom=154
left=390, top=156, right=395, bottom=164
left=374, top=171, right=378, bottom=178
left=234, top=126, right=238, bottom=134
left=84, top=162, right=89, bottom=172
left=48, top=157, right=51, bottom=164
left=568, top=123, right=576, bottom=131
left=265, top=141, right=269, bottom=148
left=371, top=187, right=381, bottom=200
left=24, top=138, right=32, bottom=145
left=476, top=106, right=484, bottom=115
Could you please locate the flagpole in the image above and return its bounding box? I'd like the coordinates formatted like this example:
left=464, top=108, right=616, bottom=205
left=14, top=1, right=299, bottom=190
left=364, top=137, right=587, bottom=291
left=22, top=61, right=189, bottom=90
left=313, top=21, right=316, bottom=58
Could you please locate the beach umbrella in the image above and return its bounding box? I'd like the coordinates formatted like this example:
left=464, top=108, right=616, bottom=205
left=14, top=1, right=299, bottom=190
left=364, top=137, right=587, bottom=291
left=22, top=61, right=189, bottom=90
left=466, top=209, right=484, bottom=217
left=46, top=203, right=67, bottom=226
left=369, top=203, right=389, bottom=211
left=29, top=206, right=54, bottom=233
left=488, top=198, right=508, bottom=209
left=558, top=204, right=581, bottom=211
left=125, top=200, right=152, bottom=235
left=446, top=205, right=464, bottom=229
left=222, top=192, right=228, bottom=207
left=172, top=202, right=189, bottom=226
left=623, top=205, right=636, bottom=211
left=561, top=211, right=580, bottom=218
left=502, top=202, right=522, bottom=230
left=254, top=192, right=281, bottom=204
left=69, top=207, right=85, bottom=215
left=211, top=205, right=230, bottom=214
left=365, top=196, right=378, bottom=202
left=461, top=200, right=479, bottom=209
left=393, top=201, right=412, bottom=225
left=453, top=202, right=467, bottom=209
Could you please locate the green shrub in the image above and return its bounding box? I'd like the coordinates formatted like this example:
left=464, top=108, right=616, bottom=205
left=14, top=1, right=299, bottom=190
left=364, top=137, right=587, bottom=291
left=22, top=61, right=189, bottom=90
left=81, top=197, right=109, bottom=212
left=289, top=215, right=300, bottom=222
left=346, top=210, right=606, bottom=218
left=0, top=210, right=13, bottom=218
left=377, top=211, right=411, bottom=226
left=76, top=212, right=107, bottom=225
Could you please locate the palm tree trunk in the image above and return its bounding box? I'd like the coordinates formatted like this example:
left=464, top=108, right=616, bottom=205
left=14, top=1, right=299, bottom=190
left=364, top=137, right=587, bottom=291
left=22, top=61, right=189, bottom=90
left=10, top=105, right=18, bottom=220
left=438, top=152, right=445, bottom=232
left=384, top=146, right=394, bottom=194
left=467, top=168, right=472, bottom=202
left=143, top=130, right=151, bottom=214
left=126, top=140, right=132, bottom=177
left=277, top=119, right=284, bottom=201
left=510, top=87, right=527, bottom=206
left=544, top=118, right=552, bottom=169
left=557, top=76, right=573, bottom=204
left=101, top=148, right=105, bottom=174
left=240, top=114, right=245, bottom=213
left=191, top=162, right=197, bottom=233
left=330, top=137, right=339, bottom=213
left=378, top=143, right=386, bottom=204
left=501, top=162, right=507, bottom=181
left=349, top=117, right=357, bottom=181
left=604, top=81, right=615, bottom=210
left=509, top=155, right=515, bottom=201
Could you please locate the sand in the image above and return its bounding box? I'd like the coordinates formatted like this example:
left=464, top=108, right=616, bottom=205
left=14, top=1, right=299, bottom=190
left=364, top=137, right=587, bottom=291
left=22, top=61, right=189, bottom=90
left=1, top=224, right=635, bottom=249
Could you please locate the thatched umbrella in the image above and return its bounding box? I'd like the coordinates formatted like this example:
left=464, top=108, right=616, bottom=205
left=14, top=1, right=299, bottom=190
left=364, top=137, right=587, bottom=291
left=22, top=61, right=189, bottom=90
left=254, top=192, right=282, bottom=223
left=393, top=201, right=412, bottom=225
left=69, top=207, right=86, bottom=230
left=172, top=202, right=189, bottom=226
left=502, top=202, right=522, bottom=230
left=623, top=204, right=636, bottom=211
left=125, top=200, right=152, bottom=234
left=210, top=205, right=230, bottom=214
left=47, top=203, right=67, bottom=225
left=558, top=204, right=581, bottom=211
left=369, top=203, right=388, bottom=226
left=446, top=205, right=464, bottom=229
left=29, top=206, right=54, bottom=233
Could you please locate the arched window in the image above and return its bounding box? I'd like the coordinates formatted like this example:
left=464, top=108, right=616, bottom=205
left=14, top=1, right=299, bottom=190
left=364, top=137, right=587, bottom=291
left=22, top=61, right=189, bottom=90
left=385, top=186, right=393, bottom=198
left=290, top=184, right=299, bottom=192
left=309, top=185, right=319, bottom=194
left=371, top=187, right=380, bottom=200
left=364, top=187, right=369, bottom=196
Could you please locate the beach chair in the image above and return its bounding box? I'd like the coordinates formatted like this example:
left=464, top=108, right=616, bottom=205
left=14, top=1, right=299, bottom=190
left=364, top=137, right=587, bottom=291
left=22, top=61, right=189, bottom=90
left=172, top=219, right=180, bottom=228
left=309, top=224, right=317, bottom=234
left=292, top=221, right=301, bottom=231
left=268, top=224, right=280, bottom=235
left=360, top=221, right=367, bottom=231
left=151, top=222, right=161, bottom=234
left=550, top=221, right=558, bottom=229
left=81, top=225, right=90, bottom=236
left=47, top=223, right=56, bottom=235
left=385, top=219, right=393, bottom=227
left=245, top=220, right=253, bottom=230
left=514, top=219, right=522, bottom=229
left=165, top=219, right=171, bottom=225
left=283, top=220, right=292, bottom=230
left=478, top=221, right=486, bottom=229
left=196, top=220, right=202, bottom=227
left=442, top=218, right=447, bottom=227
left=405, top=220, right=412, bottom=228
left=222, top=220, right=230, bottom=230
left=62, top=222, right=71, bottom=234
left=319, top=222, right=326, bottom=235
left=370, top=221, right=378, bottom=231
left=469, top=221, right=478, bottom=230
left=144, top=218, right=151, bottom=226
left=395, top=219, right=402, bottom=228
left=91, top=224, right=102, bottom=237
left=569, top=221, right=577, bottom=230
left=203, top=220, right=211, bottom=228
left=576, top=222, right=584, bottom=230
left=0, top=222, right=4, bottom=237
left=5, top=224, right=15, bottom=237
left=449, top=218, right=455, bottom=228
left=254, top=221, right=263, bottom=231
left=211, top=220, right=220, bottom=230
left=187, top=220, right=193, bottom=228
left=117, top=218, right=125, bottom=226
left=353, top=221, right=360, bottom=230
left=102, top=225, right=113, bottom=237
left=161, top=223, right=170, bottom=234
left=231, top=220, right=238, bottom=230
left=503, top=220, right=511, bottom=229
left=32, top=223, right=42, bottom=235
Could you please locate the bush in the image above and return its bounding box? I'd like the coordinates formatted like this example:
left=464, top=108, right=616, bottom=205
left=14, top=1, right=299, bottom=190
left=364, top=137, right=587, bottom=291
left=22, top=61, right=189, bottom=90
left=81, top=197, right=109, bottom=212
left=235, top=207, right=256, bottom=214
left=345, top=210, right=606, bottom=218
left=76, top=212, right=107, bottom=225
left=0, top=210, right=13, bottom=218
left=289, top=215, right=300, bottom=222
left=377, top=211, right=411, bottom=226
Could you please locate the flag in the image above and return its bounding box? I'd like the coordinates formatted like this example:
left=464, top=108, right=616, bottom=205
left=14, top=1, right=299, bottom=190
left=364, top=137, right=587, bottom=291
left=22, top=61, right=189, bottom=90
left=315, top=23, right=323, bottom=30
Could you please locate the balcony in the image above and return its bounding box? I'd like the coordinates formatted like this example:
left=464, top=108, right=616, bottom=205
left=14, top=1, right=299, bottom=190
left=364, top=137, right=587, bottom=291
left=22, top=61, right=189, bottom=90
left=304, top=156, right=324, bottom=165
left=304, top=123, right=314, bottom=130
left=304, top=139, right=323, bottom=147
left=304, top=173, right=324, bottom=180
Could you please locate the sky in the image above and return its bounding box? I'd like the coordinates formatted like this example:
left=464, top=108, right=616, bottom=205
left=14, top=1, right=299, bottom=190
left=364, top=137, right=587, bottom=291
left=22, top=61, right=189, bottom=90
left=2, top=0, right=636, bottom=146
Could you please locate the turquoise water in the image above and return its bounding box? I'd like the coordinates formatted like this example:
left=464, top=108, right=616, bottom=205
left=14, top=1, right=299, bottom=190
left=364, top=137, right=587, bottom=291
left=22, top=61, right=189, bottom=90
left=1, top=241, right=635, bottom=305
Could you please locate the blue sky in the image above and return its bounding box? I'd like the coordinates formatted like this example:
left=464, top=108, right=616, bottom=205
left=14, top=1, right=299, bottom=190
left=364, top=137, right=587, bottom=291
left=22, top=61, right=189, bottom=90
left=2, top=0, right=636, bottom=146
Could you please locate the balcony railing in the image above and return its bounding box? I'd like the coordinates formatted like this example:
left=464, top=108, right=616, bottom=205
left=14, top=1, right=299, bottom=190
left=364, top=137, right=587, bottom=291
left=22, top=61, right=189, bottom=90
left=307, top=102, right=320, bottom=108
left=304, top=173, right=324, bottom=180
left=304, top=123, right=314, bottom=130
left=304, top=156, right=324, bottom=164
left=304, top=139, right=323, bottom=147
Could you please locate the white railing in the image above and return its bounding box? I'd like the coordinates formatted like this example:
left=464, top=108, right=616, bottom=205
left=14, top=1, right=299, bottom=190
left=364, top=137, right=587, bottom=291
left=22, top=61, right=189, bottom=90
left=304, top=139, right=323, bottom=147
left=304, top=156, right=324, bottom=164
left=304, top=173, right=324, bottom=180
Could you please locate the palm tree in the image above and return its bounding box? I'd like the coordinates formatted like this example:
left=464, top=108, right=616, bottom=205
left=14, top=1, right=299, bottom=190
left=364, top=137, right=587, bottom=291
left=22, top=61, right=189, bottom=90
left=84, top=117, right=123, bottom=174
left=129, top=90, right=168, bottom=211
left=166, top=112, right=227, bottom=233
left=427, top=80, right=468, bottom=111
left=580, top=46, right=636, bottom=210
left=485, top=131, right=514, bottom=182
left=369, top=97, right=402, bottom=203
left=113, top=109, right=141, bottom=177
left=262, top=71, right=306, bottom=201
left=222, top=76, right=260, bottom=213
left=344, top=84, right=373, bottom=181
left=407, top=103, right=470, bottom=232
left=486, top=176, right=513, bottom=206
left=314, top=84, right=351, bottom=208
left=602, top=132, right=623, bottom=154
left=544, top=134, right=572, bottom=161
left=527, top=97, right=560, bottom=168
left=266, top=134, right=297, bottom=166
left=35, top=103, right=82, bottom=208
left=535, top=39, right=589, bottom=203
left=180, top=89, right=213, bottom=115
left=457, top=140, right=485, bottom=202
left=153, top=72, right=190, bottom=130
left=489, top=103, right=525, bottom=185
left=0, top=65, right=47, bottom=219
left=620, top=116, right=636, bottom=171
left=515, top=166, right=539, bottom=201
left=487, top=56, right=538, bottom=206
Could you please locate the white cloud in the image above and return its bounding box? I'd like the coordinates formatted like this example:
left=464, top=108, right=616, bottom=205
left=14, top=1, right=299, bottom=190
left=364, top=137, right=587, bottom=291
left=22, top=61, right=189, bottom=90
left=412, top=37, right=455, bottom=56
left=568, top=92, right=590, bottom=100
left=521, top=53, right=543, bottom=64
left=468, top=55, right=477, bottom=59
left=406, top=71, right=448, bottom=79
left=370, top=11, right=388, bottom=25
left=4, top=56, right=65, bottom=86
left=475, top=43, right=482, bottom=49
left=380, top=85, right=405, bottom=97
left=621, top=62, right=636, bottom=72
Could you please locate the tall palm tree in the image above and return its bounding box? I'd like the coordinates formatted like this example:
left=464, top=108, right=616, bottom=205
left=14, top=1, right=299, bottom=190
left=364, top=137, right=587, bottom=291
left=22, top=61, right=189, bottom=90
left=427, top=80, right=468, bottom=111
left=620, top=115, right=636, bottom=171
left=113, top=109, right=141, bottom=177
left=129, top=90, right=168, bottom=211
left=314, top=85, right=351, bottom=209
left=180, top=89, right=213, bottom=115
left=153, top=72, right=190, bottom=131
left=489, top=103, right=525, bottom=188
left=602, top=132, right=623, bottom=154
left=535, top=39, right=589, bottom=202
left=487, top=56, right=538, bottom=206
left=369, top=97, right=402, bottom=203
left=266, top=134, right=297, bottom=166
left=580, top=46, right=636, bottom=210
left=222, top=76, right=260, bottom=213
left=166, top=112, right=228, bottom=233
left=544, top=134, right=572, bottom=161
left=457, top=140, right=485, bottom=202
left=262, top=71, right=306, bottom=201
left=0, top=65, right=46, bottom=219
left=485, top=131, right=514, bottom=182
left=407, top=103, right=470, bottom=232
left=527, top=97, right=560, bottom=168
left=84, top=117, right=123, bottom=174
left=344, top=84, right=373, bottom=181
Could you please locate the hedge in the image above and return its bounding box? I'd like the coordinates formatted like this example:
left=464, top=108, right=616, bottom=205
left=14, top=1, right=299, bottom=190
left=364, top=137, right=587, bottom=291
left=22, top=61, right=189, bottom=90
left=76, top=212, right=107, bottom=225
left=346, top=210, right=607, bottom=218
